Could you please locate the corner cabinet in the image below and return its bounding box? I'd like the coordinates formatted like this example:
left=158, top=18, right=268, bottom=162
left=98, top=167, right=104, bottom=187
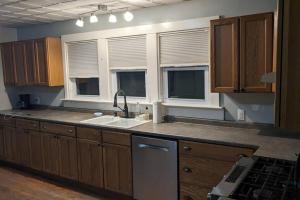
left=211, top=13, right=274, bottom=93
left=0, top=37, right=64, bottom=87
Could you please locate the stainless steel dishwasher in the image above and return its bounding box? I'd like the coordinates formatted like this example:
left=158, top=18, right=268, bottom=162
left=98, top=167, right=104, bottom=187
left=132, top=135, right=178, bottom=200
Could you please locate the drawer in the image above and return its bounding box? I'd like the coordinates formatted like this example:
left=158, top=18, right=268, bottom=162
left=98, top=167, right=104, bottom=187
left=77, top=127, right=101, bottom=142
left=179, top=141, right=254, bottom=162
left=179, top=156, right=233, bottom=187
left=40, top=122, right=76, bottom=137
left=180, top=183, right=211, bottom=200
left=0, top=115, right=15, bottom=127
left=16, top=118, right=39, bottom=130
left=102, top=130, right=131, bottom=146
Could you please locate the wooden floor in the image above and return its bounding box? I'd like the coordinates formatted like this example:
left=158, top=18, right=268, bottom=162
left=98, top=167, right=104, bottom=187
left=0, top=166, right=111, bottom=200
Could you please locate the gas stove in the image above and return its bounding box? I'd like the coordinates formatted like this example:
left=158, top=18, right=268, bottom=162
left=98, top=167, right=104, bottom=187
left=208, top=156, right=300, bottom=200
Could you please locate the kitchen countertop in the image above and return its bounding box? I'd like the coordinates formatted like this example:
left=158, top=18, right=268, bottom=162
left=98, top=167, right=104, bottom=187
left=1, top=108, right=300, bottom=161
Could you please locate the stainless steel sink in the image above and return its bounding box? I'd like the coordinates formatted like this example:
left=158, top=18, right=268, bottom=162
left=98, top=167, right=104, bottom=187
left=80, top=115, right=150, bottom=129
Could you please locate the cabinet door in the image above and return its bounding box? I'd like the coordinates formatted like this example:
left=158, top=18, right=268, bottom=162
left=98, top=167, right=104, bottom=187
left=77, top=139, right=103, bottom=188
left=42, top=133, right=60, bottom=175
left=15, top=128, right=30, bottom=166
left=58, top=135, right=78, bottom=180
left=211, top=17, right=239, bottom=93
left=28, top=130, right=43, bottom=171
left=3, top=127, right=17, bottom=162
left=24, top=40, right=37, bottom=85
left=13, top=41, right=27, bottom=86
left=0, top=127, right=5, bottom=159
left=1, top=43, right=16, bottom=85
left=103, top=143, right=132, bottom=196
left=240, top=13, right=273, bottom=92
left=34, top=39, right=48, bottom=85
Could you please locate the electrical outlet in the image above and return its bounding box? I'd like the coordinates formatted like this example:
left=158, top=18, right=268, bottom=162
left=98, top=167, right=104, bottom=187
left=237, top=109, right=245, bottom=121
left=34, top=97, right=41, bottom=105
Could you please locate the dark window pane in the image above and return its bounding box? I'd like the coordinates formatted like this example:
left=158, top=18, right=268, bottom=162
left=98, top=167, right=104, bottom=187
left=76, top=78, right=99, bottom=95
left=117, top=72, right=146, bottom=97
left=168, top=70, right=205, bottom=99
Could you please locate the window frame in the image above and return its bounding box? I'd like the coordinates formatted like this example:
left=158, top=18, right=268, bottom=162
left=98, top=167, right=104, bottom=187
left=111, top=69, right=150, bottom=103
left=162, top=66, right=215, bottom=107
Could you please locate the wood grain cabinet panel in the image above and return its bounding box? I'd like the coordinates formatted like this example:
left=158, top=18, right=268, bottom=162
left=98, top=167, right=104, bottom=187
left=13, top=41, right=28, bottom=86
left=40, top=122, right=75, bottom=137
left=0, top=42, right=16, bottom=85
left=77, top=139, right=103, bottom=188
left=240, top=13, right=273, bottom=92
left=102, top=130, right=131, bottom=146
left=3, top=127, right=17, bottom=163
left=103, top=143, right=132, bottom=196
left=180, top=183, right=211, bottom=200
left=0, top=127, right=5, bottom=159
left=15, top=128, right=30, bottom=166
left=59, top=135, right=78, bottom=180
left=28, top=130, right=43, bottom=171
left=42, top=133, right=60, bottom=176
left=34, top=38, right=48, bottom=85
left=24, top=40, right=37, bottom=85
left=211, top=17, right=239, bottom=93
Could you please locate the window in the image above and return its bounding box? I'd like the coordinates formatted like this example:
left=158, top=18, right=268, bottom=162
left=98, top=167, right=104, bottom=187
left=76, top=78, right=99, bottom=95
left=168, top=70, right=205, bottom=99
left=117, top=71, right=146, bottom=97
left=67, top=40, right=100, bottom=98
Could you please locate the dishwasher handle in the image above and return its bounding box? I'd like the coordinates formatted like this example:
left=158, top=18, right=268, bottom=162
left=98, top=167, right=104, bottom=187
left=138, top=143, right=169, bottom=152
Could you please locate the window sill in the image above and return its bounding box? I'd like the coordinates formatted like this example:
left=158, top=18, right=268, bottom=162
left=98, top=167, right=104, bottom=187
left=162, top=102, right=223, bottom=110
left=61, top=98, right=153, bottom=106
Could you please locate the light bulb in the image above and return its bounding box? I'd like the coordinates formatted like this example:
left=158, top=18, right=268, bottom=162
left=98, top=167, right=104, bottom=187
left=123, top=11, right=134, bottom=22
left=90, top=13, right=98, bottom=23
left=109, top=14, right=117, bottom=23
left=75, top=18, right=84, bottom=27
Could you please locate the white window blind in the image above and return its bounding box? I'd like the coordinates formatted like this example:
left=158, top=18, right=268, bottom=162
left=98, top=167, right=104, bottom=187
left=108, top=35, right=147, bottom=69
left=68, top=40, right=99, bottom=78
left=159, top=28, right=209, bottom=67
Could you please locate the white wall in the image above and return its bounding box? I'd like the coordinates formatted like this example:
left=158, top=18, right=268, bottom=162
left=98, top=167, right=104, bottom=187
left=12, top=0, right=277, bottom=124
left=0, top=27, right=17, bottom=110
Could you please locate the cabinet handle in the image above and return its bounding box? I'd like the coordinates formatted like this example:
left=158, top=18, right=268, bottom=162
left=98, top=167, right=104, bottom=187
left=42, top=126, right=46, bottom=129
left=183, top=195, right=193, bottom=200
left=32, top=123, right=37, bottom=127
left=183, top=146, right=192, bottom=152
left=241, top=88, right=245, bottom=92
left=97, top=143, right=101, bottom=147
left=183, top=167, right=192, bottom=173
left=68, top=129, right=73, bottom=133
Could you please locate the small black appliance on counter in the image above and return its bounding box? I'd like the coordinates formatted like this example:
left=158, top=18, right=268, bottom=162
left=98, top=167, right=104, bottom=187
left=18, top=94, right=31, bottom=109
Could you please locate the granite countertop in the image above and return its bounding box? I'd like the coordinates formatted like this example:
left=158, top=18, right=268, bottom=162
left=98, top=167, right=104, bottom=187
left=1, top=108, right=300, bottom=161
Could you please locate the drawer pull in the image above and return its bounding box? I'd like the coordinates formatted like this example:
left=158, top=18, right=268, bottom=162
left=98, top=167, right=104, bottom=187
left=183, top=146, right=192, bottom=151
left=183, top=167, right=192, bottom=173
left=32, top=123, right=37, bottom=127
left=183, top=195, right=193, bottom=200
left=68, top=129, right=73, bottom=133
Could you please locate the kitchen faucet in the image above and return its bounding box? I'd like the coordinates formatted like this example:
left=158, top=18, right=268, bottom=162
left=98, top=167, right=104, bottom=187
left=113, top=89, right=129, bottom=118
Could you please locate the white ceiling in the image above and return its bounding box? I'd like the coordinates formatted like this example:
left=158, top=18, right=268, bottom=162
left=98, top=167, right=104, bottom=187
left=0, top=0, right=184, bottom=27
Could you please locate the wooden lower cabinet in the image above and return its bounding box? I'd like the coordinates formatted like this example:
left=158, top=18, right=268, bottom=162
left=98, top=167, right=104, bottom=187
left=3, top=127, right=17, bottom=162
left=77, top=139, right=103, bottom=188
left=42, top=133, right=60, bottom=175
left=42, top=133, right=78, bottom=180
left=103, top=143, right=132, bottom=196
left=15, top=128, right=30, bottom=166
left=180, top=183, right=211, bottom=200
left=59, top=135, right=78, bottom=180
left=0, top=127, right=5, bottom=159
left=28, top=130, right=43, bottom=171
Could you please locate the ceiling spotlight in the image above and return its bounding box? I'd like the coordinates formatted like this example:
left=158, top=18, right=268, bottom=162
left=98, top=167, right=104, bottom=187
left=109, top=13, right=117, bottom=23
left=90, top=13, right=98, bottom=23
left=123, top=10, right=134, bottom=22
left=76, top=18, right=84, bottom=27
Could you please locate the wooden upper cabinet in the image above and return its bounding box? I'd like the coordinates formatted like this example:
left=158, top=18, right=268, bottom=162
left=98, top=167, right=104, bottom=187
left=13, top=41, right=28, bottom=86
left=24, top=40, right=37, bottom=85
left=211, top=17, right=239, bottom=93
left=211, top=13, right=274, bottom=93
left=1, top=43, right=16, bottom=85
left=34, top=38, right=64, bottom=86
left=0, top=37, right=63, bottom=87
left=240, top=13, right=273, bottom=92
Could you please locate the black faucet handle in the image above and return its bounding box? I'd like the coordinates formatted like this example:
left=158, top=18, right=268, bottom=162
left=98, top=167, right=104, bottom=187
left=114, top=111, right=118, bottom=117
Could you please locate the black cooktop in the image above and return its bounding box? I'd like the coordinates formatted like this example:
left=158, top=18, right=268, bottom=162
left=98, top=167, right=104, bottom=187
left=230, top=157, right=299, bottom=200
